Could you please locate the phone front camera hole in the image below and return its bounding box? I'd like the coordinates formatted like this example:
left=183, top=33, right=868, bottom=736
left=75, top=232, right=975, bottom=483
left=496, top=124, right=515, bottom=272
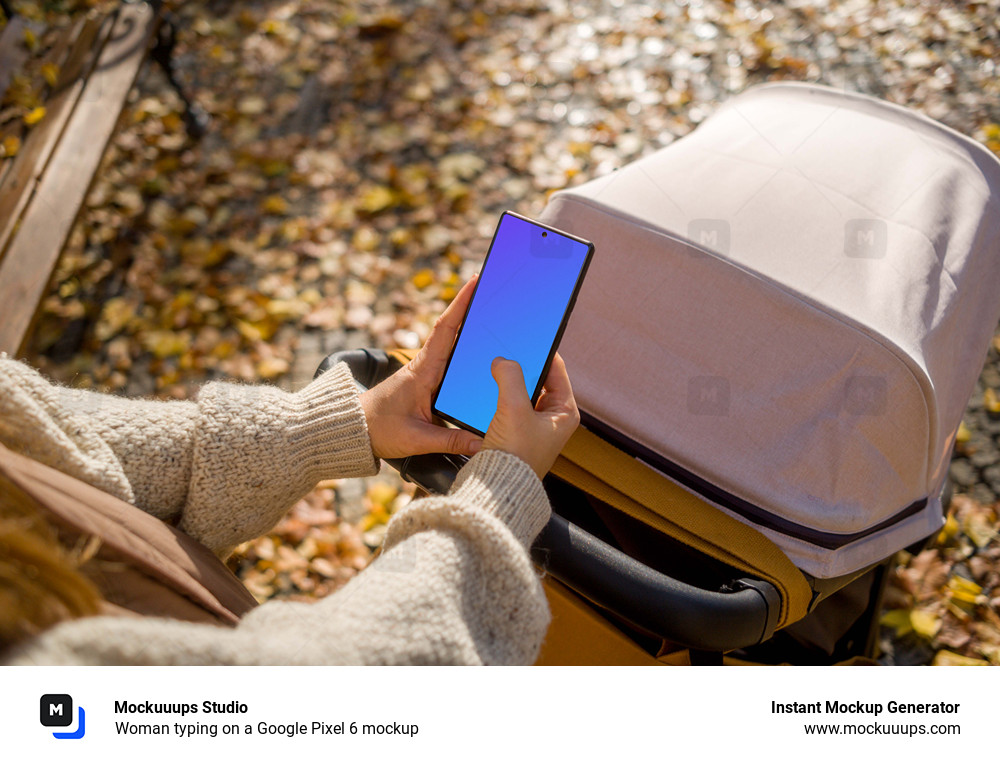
left=542, top=232, right=547, bottom=237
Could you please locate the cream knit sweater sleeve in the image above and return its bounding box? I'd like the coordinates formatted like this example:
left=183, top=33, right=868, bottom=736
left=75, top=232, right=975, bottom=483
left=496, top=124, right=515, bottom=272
left=1, top=357, right=552, bottom=664
left=0, top=357, right=378, bottom=553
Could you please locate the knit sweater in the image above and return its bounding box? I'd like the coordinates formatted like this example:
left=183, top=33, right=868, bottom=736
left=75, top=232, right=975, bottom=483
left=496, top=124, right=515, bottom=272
left=0, top=357, right=551, bottom=665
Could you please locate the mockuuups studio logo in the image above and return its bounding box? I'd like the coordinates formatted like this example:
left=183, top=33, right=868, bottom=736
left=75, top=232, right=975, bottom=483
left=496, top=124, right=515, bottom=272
left=687, top=219, right=730, bottom=256
left=688, top=375, right=730, bottom=416
left=40, top=694, right=86, bottom=739
left=844, top=219, right=887, bottom=259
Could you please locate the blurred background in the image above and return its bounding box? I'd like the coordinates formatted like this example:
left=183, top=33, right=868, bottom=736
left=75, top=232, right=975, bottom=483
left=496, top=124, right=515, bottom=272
left=3, top=0, right=999, bottom=664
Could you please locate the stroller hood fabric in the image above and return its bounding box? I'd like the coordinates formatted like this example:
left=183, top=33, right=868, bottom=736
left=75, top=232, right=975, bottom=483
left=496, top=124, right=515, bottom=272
left=542, top=82, right=1000, bottom=578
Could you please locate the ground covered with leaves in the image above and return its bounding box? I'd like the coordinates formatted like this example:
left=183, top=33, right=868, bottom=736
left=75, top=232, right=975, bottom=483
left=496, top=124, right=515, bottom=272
left=4, top=0, right=1000, bottom=664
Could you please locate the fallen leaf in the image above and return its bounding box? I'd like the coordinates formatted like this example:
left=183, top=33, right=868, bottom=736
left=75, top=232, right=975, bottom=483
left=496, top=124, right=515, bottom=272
left=947, top=575, right=983, bottom=606
left=261, top=195, right=289, bottom=215
left=411, top=268, right=434, bottom=290
left=41, top=62, right=60, bottom=87
left=932, top=650, right=988, bottom=667
left=984, top=388, right=1000, bottom=413
left=910, top=609, right=941, bottom=639
left=880, top=609, right=912, bottom=637
left=1, top=135, right=21, bottom=157
left=23, top=106, right=46, bottom=125
left=358, top=184, right=398, bottom=214
left=256, top=357, right=290, bottom=378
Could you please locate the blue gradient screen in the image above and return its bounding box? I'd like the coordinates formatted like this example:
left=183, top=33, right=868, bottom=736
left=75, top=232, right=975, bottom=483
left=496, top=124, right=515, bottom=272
left=434, top=213, right=591, bottom=435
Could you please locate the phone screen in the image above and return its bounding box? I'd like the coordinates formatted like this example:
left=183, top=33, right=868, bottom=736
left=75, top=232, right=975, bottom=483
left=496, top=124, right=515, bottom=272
left=433, top=211, right=594, bottom=436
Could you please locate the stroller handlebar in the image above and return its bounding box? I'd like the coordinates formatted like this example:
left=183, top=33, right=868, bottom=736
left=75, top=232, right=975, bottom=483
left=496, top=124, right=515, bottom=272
left=317, top=349, right=783, bottom=654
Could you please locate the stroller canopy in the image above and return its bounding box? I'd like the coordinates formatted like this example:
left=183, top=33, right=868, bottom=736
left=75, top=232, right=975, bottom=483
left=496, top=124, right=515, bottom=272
left=542, top=82, right=1000, bottom=577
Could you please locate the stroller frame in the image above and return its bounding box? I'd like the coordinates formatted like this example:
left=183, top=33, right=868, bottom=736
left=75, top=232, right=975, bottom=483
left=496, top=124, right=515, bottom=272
left=316, top=348, right=929, bottom=664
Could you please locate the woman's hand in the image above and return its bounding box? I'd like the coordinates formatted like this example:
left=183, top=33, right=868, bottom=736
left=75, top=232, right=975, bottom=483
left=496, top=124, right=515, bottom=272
left=359, top=277, right=483, bottom=459
left=482, top=353, right=579, bottom=479
left=359, top=274, right=580, bottom=474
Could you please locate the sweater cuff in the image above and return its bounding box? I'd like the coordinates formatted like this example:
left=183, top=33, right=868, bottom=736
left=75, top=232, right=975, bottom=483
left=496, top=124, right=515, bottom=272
left=286, top=362, right=379, bottom=480
left=448, top=450, right=551, bottom=547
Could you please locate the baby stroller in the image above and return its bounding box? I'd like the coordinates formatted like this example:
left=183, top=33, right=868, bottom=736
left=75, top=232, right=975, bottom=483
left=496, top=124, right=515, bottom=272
left=318, top=83, right=1000, bottom=664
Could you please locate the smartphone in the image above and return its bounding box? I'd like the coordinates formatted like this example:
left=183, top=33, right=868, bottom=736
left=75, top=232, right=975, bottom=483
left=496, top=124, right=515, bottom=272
left=432, top=211, right=595, bottom=436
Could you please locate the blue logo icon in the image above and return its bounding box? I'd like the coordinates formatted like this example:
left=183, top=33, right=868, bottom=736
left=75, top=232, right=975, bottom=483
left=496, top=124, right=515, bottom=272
left=40, top=694, right=86, bottom=739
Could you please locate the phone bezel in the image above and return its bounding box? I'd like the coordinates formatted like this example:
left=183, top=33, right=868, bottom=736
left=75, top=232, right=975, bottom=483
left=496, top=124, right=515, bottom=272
left=430, top=210, right=595, bottom=437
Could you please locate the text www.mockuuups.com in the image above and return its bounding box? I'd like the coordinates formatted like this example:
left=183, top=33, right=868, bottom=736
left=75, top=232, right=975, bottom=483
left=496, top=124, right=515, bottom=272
left=802, top=722, right=960, bottom=736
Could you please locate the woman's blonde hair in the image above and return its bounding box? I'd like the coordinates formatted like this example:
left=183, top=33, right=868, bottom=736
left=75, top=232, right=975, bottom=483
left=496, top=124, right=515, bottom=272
left=0, top=474, right=101, bottom=652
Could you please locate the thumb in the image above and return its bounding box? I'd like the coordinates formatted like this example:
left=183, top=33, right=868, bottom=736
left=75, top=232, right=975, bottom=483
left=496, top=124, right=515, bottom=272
left=491, top=357, right=531, bottom=414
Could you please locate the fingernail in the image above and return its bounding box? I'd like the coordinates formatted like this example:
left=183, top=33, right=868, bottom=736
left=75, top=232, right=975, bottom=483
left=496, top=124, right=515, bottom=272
left=468, top=438, right=484, bottom=455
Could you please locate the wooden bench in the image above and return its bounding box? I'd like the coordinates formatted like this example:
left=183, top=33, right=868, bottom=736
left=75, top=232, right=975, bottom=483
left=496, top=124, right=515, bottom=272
left=0, top=0, right=203, bottom=356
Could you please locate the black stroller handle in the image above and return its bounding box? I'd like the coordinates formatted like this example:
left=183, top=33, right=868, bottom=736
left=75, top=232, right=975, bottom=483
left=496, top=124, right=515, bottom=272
left=317, top=349, right=782, bottom=653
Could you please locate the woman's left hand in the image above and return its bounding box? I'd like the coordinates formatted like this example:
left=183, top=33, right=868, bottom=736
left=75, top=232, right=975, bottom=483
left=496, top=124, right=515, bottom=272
left=359, top=276, right=483, bottom=459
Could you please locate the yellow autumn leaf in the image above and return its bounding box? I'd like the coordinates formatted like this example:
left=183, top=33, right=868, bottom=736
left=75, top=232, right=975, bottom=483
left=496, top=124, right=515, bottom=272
left=256, top=357, right=289, bottom=379
left=234, top=318, right=264, bottom=342
left=983, top=388, right=1000, bottom=413
left=1, top=135, right=20, bottom=158
left=155, top=370, right=180, bottom=388
left=95, top=297, right=135, bottom=341
left=935, top=511, right=959, bottom=546
left=259, top=18, right=289, bottom=36
left=411, top=268, right=434, bottom=290
left=161, top=112, right=183, bottom=133
left=23, top=106, right=47, bottom=126
left=41, top=62, right=60, bottom=87
left=963, top=508, right=997, bottom=548
left=360, top=506, right=392, bottom=532
left=142, top=330, right=190, bottom=359
left=358, top=184, right=397, bottom=214
left=205, top=241, right=230, bottom=267
left=265, top=298, right=309, bottom=320
left=932, top=650, right=989, bottom=667
left=879, top=609, right=912, bottom=637
left=955, top=421, right=971, bottom=443
left=947, top=575, right=982, bottom=605
left=367, top=482, right=398, bottom=511
left=909, top=609, right=941, bottom=639
left=389, top=227, right=412, bottom=247
left=211, top=339, right=238, bottom=359
left=261, top=195, right=289, bottom=215
left=23, top=27, right=38, bottom=51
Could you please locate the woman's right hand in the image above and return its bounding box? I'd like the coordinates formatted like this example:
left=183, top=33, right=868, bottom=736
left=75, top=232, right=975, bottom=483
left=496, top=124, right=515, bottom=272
left=481, top=353, right=579, bottom=479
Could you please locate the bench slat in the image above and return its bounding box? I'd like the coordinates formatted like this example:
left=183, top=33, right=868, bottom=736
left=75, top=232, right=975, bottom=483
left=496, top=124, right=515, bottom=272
left=0, top=3, right=158, bottom=355
left=0, top=15, right=111, bottom=259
